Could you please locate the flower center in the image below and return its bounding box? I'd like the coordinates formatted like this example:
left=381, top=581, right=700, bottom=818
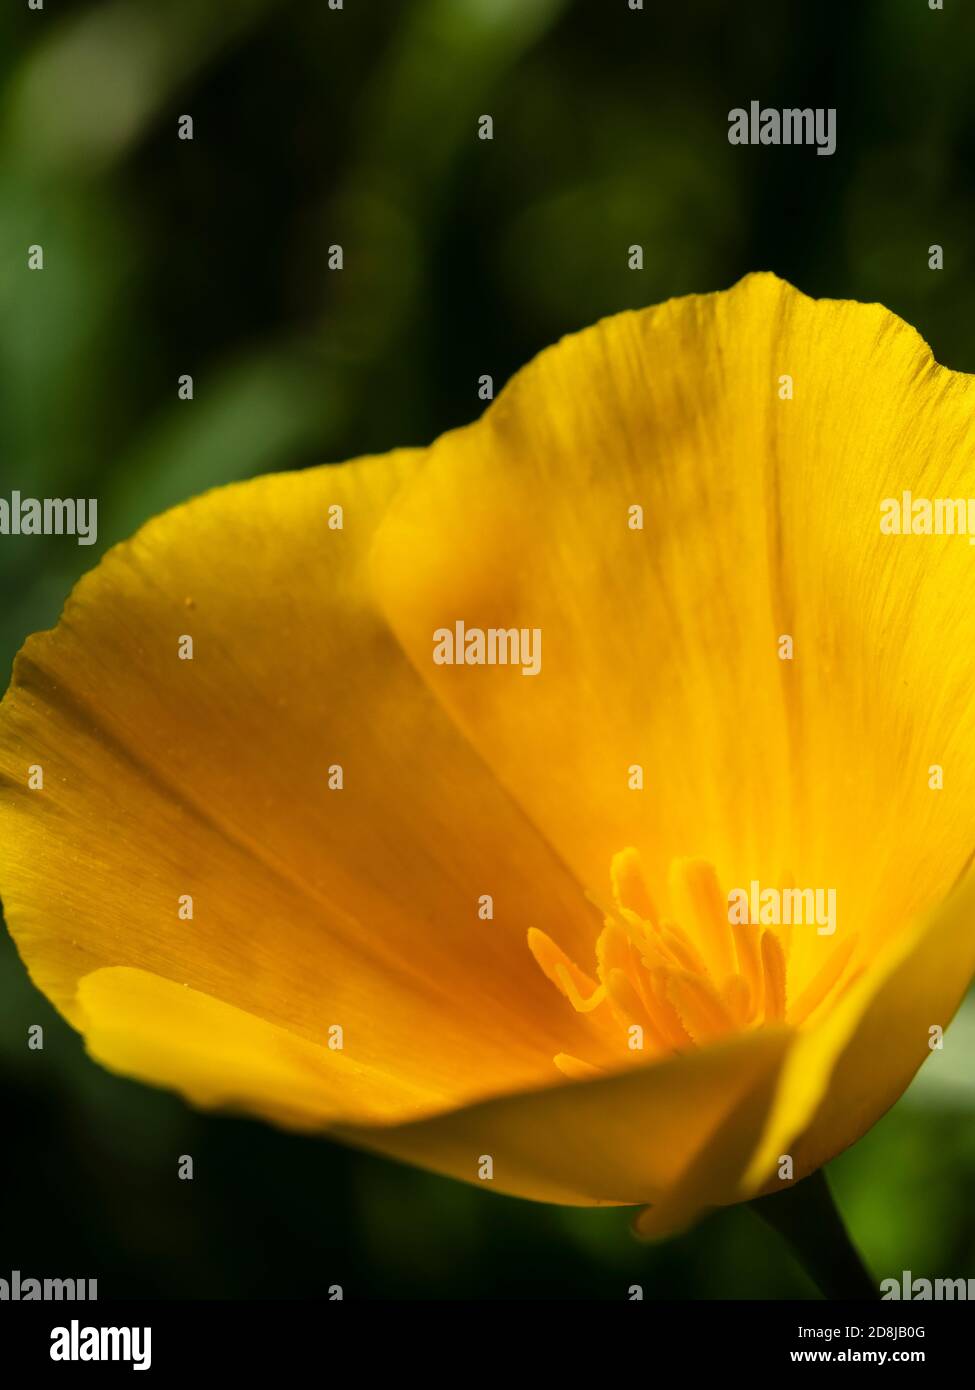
left=528, top=849, right=860, bottom=1079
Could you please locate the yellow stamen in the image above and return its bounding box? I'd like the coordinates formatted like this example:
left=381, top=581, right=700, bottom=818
left=610, top=847, right=658, bottom=925
left=761, top=931, right=788, bottom=1021
left=721, top=972, right=753, bottom=1027
left=656, top=921, right=709, bottom=977
left=529, top=856, right=856, bottom=1076
left=554, top=1052, right=603, bottom=1080
left=669, top=858, right=737, bottom=979
left=527, top=927, right=598, bottom=1001
left=666, top=968, right=737, bottom=1043
left=731, top=918, right=764, bottom=1009
left=555, top=965, right=608, bottom=1013
left=644, top=966, right=696, bottom=1049
left=603, top=966, right=651, bottom=1029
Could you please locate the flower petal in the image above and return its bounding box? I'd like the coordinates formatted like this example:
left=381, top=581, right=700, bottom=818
left=745, top=868, right=975, bottom=1190
left=371, top=273, right=975, bottom=1004
left=337, top=1024, right=793, bottom=1208
left=73, top=962, right=791, bottom=1218
left=77, top=966, right=424, bottom=1126
left=0, top=453, right=603, bottom=1123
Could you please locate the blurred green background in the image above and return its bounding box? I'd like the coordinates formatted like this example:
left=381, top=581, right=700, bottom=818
left=2, top=0, right=974, bottom=1299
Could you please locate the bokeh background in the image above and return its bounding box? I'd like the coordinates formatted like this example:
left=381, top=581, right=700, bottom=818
left=2, top=0, right=974, bottom=1299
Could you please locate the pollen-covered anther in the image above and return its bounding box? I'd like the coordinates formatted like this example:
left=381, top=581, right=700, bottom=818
left=528, top=848, right=859, bottom=1077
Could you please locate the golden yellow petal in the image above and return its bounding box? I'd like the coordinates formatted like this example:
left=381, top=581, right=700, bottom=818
left=745, top=869, right=975, bottom=1191
left=0, top=453, right=602, bottom=1123
left=338, top=1025, right=792, bottom=1207
left=77, top=966, right=433, bottom=1126
left=371, top=273, right=975, bottom=1008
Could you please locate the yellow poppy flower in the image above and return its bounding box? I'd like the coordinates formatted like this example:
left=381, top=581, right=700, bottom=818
left=2, top=272, right=974, bottom=1244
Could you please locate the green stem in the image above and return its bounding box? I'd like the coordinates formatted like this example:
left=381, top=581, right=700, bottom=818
left=749, top=1169, right=879, bottom=1300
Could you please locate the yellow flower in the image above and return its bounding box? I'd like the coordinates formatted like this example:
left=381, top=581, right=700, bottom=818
left=2, top=272, right=975, bottom=1239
